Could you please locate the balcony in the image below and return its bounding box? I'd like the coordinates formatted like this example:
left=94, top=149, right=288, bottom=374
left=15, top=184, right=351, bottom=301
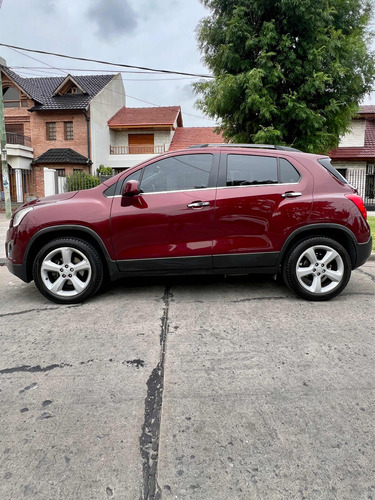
left=110, top=145, right=166, bottom=155
left=6, top=132, right=32, bottom=148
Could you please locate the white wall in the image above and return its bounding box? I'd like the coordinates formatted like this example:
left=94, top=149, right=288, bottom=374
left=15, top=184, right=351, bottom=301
left=339, top=120, right=366, bottom=147
left=108, top=153, right=160, bottom=171
left=44, top=168, right=57, bottom=197
left=90, top=74, right=126, bottom=173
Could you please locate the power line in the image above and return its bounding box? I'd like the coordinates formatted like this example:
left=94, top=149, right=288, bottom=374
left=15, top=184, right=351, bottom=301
left=9, top=66, right=198, bottom=81
left=0, top=42, right=213, bottom=79
left=4, top=58, right=215, bottom=123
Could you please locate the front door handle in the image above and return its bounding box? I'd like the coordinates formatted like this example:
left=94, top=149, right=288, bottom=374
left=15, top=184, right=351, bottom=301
left=282, top=191, right=302, bottom=198
left=187, top=201, right=210, bottom=208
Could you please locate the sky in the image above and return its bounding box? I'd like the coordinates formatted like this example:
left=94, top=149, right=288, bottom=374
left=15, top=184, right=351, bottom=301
left=0, top=0, right=217, bottom=127
left=0, top=0, right=374, bottom=127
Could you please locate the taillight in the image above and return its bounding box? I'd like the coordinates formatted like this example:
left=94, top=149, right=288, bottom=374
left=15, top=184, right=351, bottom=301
left=345, top=194, right=367, bottom=220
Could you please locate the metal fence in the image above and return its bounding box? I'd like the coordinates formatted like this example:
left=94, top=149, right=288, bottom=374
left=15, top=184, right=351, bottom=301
left=0, top=167, right=34, bottom=204
left=6, top=132, right=32, bottom=148
left=343, top=168, right=375, bottom=209
left=110, top=145, right=165, bottom=155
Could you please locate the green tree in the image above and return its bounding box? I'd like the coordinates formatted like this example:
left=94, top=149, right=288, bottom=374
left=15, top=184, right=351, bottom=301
left=194, top=0, right=375, bottom=153
left=97, top=165, right=113, bottom=176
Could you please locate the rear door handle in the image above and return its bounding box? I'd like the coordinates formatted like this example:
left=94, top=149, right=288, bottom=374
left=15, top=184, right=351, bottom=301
left=187, top=201, right=210, bottom=208
left=282, top=191, right=302, bottom=198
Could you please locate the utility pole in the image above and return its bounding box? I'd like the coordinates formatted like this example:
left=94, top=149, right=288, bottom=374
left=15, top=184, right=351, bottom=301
left=0, top=68, right=12, bottom=219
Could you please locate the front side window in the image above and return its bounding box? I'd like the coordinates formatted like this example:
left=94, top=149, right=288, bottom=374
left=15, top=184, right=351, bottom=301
left=140, top=154, right=213, bottom=193
left=46, top=122, right=56, bottom=141
left=227, top=155, right=278, bottom=186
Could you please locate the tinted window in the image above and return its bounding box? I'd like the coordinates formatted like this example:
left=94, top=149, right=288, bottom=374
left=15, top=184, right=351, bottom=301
left=227, top=155, right=278, bottom=186
left=140, top=154, right=212, bottom=193
left=318, top=158, right=348, bottom=184
left=279, top=158, right=300, bottom=183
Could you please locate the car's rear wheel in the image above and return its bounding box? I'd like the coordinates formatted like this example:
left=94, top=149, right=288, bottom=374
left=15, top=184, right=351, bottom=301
left=283, top=237, right=351, bottom=301
left=33, top=238, right=103, bottom=304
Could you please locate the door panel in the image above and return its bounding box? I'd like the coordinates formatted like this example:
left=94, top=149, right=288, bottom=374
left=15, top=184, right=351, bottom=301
left=111, top=190, right=216, bottom=271
left=110, top=152, right=218, bottom=272
left=213, top=153, right=314, bottom=268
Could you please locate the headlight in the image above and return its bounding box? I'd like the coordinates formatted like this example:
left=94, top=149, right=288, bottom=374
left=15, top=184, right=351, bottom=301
left=13, top=207, right=33, bottom=227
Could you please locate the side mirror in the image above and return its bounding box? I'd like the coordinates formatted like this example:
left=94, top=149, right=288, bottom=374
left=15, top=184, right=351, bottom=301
left=122, top=180, right=140, bottom=197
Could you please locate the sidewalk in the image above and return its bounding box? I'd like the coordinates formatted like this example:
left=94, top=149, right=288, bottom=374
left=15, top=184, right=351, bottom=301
left=1, top=210, right=375, bottom=265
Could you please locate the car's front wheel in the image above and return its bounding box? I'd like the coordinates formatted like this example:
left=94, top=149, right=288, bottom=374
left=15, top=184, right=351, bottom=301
left=33, top=238, right=103, bottom=304
left=283, top=237, right=352, bottom=301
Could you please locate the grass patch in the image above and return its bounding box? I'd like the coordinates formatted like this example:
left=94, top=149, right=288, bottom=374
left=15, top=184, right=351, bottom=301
left=367, top=216, right=375, bottom=250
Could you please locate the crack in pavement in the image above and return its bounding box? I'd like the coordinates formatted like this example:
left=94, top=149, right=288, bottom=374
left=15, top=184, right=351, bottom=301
left=355, top=268, right=375, bottom=283
left=140, top=286, right=171, bottom=500
left=0, top=304, right=82, bottom=318
left=0, top=359, right=145, bottom=375
left=0, top=363, right=72, bottom=374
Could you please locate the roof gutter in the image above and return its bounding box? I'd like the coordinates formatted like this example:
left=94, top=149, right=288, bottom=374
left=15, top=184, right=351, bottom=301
left=83, top=109, right=91, bottom=174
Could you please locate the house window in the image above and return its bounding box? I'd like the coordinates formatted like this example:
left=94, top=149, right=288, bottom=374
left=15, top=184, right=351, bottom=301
left=56, top=169, right=66, bottom=177
left=65, top=86, right=82, bottom=95
left=46, top=122, right=56, bottom=141
left=2, top=86, right=21, bottom=108
left=64, top=121, right=74, bottom=140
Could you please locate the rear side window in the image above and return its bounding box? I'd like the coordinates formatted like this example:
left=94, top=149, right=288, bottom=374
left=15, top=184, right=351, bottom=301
left=227, top=155, right=278, bottom=186
left=318, top=158, right=348, bottom=184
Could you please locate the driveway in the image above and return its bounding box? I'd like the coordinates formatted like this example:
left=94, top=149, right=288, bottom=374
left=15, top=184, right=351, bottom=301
left=0, top=262, right=374, bottom=499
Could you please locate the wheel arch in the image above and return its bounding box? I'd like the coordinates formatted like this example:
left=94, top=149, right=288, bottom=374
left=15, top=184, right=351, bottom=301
left=24, top=225, right=118, bottom=282
left=278, top=224, right=357, bottom=270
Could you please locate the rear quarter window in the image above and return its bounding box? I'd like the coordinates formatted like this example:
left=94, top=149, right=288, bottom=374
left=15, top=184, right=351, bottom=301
left=318, top=158, right=348, bottom=184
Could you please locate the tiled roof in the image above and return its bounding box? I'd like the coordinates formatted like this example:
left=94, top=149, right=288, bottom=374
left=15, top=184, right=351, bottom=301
left=1, top=66, right=116, bottom=111
left=32, top=148, right=91, bottom=165
left=358, top=105, right=375, bottom=115
left=329, top=119, right=375, bottom=160
left=108, top=106, right=182, bottom=127
left=168, top=127, right=224, bottom=151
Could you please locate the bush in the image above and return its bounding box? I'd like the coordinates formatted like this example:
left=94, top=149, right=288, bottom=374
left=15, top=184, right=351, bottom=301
left=97, top=165, right=113, bottom=176
left=66, top=171, right=100, bottom=191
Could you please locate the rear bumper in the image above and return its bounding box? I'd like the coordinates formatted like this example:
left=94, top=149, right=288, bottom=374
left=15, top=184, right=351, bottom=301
left=354, top=236, right=373, bottom=268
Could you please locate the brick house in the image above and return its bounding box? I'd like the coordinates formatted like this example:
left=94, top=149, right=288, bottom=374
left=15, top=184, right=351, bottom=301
left=1, top=59, right=125, bottom=202
left=329, top=106, right=375, bottom=209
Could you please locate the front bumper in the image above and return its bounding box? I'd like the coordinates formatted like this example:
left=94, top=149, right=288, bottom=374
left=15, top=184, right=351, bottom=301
left=6, top=259, right=30, bottom=282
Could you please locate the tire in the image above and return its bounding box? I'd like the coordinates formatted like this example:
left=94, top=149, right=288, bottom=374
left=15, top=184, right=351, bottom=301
left=32, top=238, right=103, bottom=304
left=283, top=237, right=351, bottom=301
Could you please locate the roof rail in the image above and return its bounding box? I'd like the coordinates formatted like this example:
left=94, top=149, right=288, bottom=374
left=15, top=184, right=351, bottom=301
left=187, top=143, right=301, bottom=152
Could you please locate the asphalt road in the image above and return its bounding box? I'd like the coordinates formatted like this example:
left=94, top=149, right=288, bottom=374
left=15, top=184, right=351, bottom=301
left=0, top=262, right=374, bottom=500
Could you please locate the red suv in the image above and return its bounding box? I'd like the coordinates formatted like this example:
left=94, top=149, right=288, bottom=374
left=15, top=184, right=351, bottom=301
left=5, top=145, right=372, bottom=303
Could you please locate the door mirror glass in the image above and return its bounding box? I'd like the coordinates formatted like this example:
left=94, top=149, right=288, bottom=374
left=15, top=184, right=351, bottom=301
left=122, top=180, right=140, bottom=197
